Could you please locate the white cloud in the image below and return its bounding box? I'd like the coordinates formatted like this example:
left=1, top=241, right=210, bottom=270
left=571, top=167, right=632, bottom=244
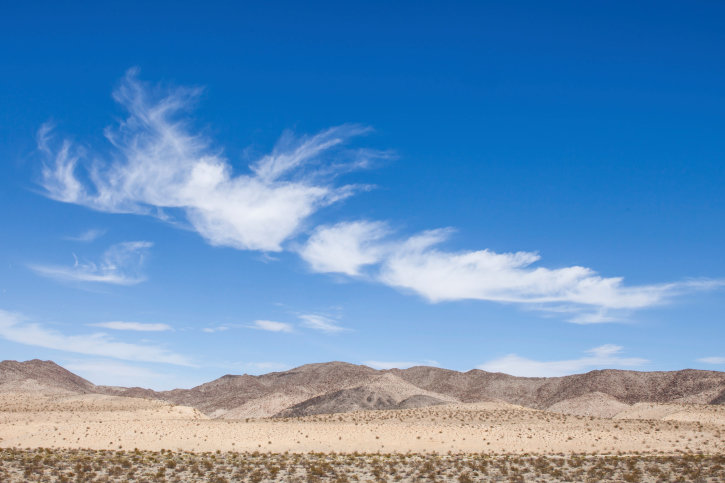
left=697, top=356, right=725, bottom=364
left=247, top=320, right=293, bottom=333
left=39, top=131, right=85, bottom=204
left=202, top=320, right=294, bottom=333
left=207, top=317, right=338, bottom=334
left=299, top=314, right=347, bottom=333
left=300, top=224, right=721, bottom=321
left=364, top=360, right=440, bottom=370
left=38, top=71, right=719, bottom=323
left=298, top=221, right=389, bottom=275
left=64, top=228, right=106, bottom=243
left=380, top=230, right=708, bottom=308
left=478, top=344, right=648, bottom=377
left=39, top=69, right=378, bottom=252
left=89, top=321, right=172, bottom=332
left=0, top=309, right=192, bottom=366
left=29, top=241, right=152, bottom=285
left=538, top=306, right=625, bottom=324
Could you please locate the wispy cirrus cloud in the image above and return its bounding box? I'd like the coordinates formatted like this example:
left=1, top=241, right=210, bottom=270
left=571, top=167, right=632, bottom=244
left=299, top=222, right=722, bottom=322
left=247, top=320, right=294, bottom=333
left=203, top=320, right=294, bottom=333
left=0, top=309, right=192, bottom=366
left=29, top=241, right=152, bottom=285
left=205, top=317, right=339, bottom=334
left=63, top=228, right=106, bottom=243
left=697, top=356, right=725, bottom=365
left=38, top=69, right=381, bottom=252
left=299, top=314, right=347, bottom=333
left=37, top=71, right=720, bottom=324
left=478, top=344, right=648, bottom=377
left=88, top=321, right=173, bottom=332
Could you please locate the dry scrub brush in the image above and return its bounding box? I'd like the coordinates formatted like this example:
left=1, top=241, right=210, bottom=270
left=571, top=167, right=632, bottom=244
left=0, top=448, right=723, bottom=482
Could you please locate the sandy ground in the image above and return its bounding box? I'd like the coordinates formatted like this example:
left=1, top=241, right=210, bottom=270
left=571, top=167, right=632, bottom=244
left=0, top=392, right=723, bottom=455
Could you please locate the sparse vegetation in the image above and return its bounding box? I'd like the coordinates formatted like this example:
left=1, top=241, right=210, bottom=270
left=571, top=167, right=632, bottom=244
left=0, top=448, right=723, bottom=482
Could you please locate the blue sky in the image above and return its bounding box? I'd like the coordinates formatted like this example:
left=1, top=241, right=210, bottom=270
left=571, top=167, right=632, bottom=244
left=1, top=1, right=724, bottom=389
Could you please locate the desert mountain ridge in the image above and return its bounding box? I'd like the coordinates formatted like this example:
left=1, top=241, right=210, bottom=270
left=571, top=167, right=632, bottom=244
left=2, top=359, right=724, bottom=419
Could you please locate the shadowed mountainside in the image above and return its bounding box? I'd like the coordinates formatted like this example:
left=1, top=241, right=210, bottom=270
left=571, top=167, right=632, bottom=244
left=161, top=361, right=379, bottom=416
left=2, top=359, right=724, bottom=418
left=274, top=373, right=456, bottom=417
left=390, top=366, right=725, bottom=408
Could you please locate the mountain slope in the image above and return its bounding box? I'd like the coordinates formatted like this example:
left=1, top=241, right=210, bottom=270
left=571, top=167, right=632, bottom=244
left=392, top=366, right=725, bottom=408
left=160, top=361, right=379, bottom=415
left=275, top=373, right=456, bottom=417
left=1, top=359, right=723, bottom=418
left=0, top=359, right=95, bottom=394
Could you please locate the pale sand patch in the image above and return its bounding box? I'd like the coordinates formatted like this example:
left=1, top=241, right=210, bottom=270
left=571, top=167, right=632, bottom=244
left=0, top=392, right=205, bottom=423
left=672, top=386, right=724, bottom=404
left=1, top=394, right=723, bottom=455
left=0, top=380, right=80, bottom=394
left=547, top=392, right=631, bottom=419
left=215, top=391, right=314, bottom=419
left=360, top=373, right=460, bottom=404
left=614, top=401, right=725, bottom=425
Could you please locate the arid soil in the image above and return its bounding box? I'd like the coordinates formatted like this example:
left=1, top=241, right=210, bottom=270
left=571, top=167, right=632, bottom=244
left=1, top=392, right=723, bottom=455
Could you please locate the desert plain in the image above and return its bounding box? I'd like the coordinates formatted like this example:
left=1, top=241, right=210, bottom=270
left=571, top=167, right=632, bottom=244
left=1, top=360, right=724, bottom=481
left=1, top=392, right=724, bottom=455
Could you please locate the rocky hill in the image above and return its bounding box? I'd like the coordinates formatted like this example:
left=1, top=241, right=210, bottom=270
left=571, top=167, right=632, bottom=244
left=0, top=359, right=95, bottom=394
left=274, top=373, right=457, bottom=418
left=160, top=361, right=379, bottom=416
left=2, top=359, right=724, bottom=418
left=391, top=366, right=725, bottom=408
